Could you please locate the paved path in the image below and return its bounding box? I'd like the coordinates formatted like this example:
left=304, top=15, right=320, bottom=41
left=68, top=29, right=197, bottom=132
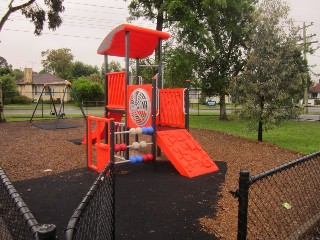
left=4, top=107, right=320, bottom=122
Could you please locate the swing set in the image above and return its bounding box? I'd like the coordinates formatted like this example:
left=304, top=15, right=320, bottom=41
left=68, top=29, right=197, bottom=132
left=29, top=81, right=86, bottom=129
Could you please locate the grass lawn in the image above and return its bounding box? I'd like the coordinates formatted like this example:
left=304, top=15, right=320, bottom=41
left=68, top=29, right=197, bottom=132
left=190, top=115, right=319, bottom=154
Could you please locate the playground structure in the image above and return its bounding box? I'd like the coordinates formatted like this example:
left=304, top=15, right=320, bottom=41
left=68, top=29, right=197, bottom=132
left=86, top=24, right=219, bottom=178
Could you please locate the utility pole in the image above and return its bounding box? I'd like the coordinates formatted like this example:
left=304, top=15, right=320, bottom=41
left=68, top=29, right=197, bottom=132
left=302, top=22, right=318, bottom=114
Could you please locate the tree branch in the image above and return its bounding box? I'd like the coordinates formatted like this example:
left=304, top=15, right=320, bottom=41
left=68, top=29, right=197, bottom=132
left=0, top=0, right=36, bottom=32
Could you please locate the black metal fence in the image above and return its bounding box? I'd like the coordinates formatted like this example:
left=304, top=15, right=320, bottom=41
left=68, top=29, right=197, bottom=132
left=0, top=163, right=115, bottom=240
left=65, top=162, right=115, bottom=240
left=0, top=167, right=56, bottom=240
left=232, top=151, right=320, bottom=239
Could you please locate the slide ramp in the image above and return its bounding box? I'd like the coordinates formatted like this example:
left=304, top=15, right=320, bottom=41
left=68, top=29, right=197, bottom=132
left=157, top=129, right=219, bottom=178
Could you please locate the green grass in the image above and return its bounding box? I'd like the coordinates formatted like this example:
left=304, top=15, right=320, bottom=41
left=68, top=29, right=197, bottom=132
left=190, top=115, right=319, bottom=154
left=4, top=104, right=47, bottom=110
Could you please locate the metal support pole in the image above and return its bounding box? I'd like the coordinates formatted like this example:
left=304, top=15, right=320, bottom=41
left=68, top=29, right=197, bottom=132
left=185, top=80, right=190, bottom=131
left=48, top=87, right=58, bottom=116
left=104, top=55, right=109, bottom=118
left=157, top=39, right=163, bottom=89
left=30, top=85, right=46, bottom=122
left=152, top=78, right=157, bottom=168
left=69, top=84, right=86, bottom=119
left=104, top=55, right=109, bottom=144
left=57, top=85, right=67, bottom=118
left=125, top=31, right=130, bottom=160
left=237, top=169, right=250, bottom=240
left=135, top=58, right=140, bottom=85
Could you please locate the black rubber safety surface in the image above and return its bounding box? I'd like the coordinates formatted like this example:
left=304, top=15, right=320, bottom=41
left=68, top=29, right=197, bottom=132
left=14, top=161, right=226, bottom=240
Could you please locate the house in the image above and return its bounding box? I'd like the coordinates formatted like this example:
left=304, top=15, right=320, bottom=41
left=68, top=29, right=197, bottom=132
left=309, top=81, right=320, bottom=105
left=16, top=68, right=71, bottom=102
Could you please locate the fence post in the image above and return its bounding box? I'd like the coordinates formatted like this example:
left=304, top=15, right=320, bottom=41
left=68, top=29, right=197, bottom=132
left=37, top=224, right=56, bottom=240
left=237, top=169, right=250, bottom=240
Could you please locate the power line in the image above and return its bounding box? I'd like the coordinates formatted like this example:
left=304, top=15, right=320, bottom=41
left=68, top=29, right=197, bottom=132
left=63, top=1, right=127, bottom=10
left=2, top=28, right=102, bottom=39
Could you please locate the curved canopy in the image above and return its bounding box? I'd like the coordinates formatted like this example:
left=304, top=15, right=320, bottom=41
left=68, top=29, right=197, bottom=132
left=97, top=24, right=170, bottom=58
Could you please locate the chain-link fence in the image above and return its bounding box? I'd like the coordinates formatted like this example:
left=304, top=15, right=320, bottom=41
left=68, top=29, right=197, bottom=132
left=0, top=163, right=115, bottom=240
left=65, top=162, right=115, bottom=240
left=232, top=151, right=320, bottom=239
left=0, top=167, right=58, bottom=240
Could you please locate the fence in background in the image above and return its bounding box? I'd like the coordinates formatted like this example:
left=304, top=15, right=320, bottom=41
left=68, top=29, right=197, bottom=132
left=232, top=151, right=320, bottom=239
left=65, top=162, right=115, bottom=240
left=0, top=167, right=56, bottom=240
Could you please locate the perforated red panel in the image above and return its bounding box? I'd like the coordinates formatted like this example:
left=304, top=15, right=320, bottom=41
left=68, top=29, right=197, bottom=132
left=127, top=84, right=152, bottom=128
left=159, top=88, right=185, bottom=128
left=107, top=71, right=126, bottom=109
left=157, top=129, right=219, bottom=178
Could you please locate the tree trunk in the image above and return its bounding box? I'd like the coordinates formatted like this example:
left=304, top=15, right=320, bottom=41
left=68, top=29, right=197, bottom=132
left=0, top=83, right=6, bottom=122
left=219, top=94, right=227, bottom=120
left=258, top=95, right=265, bottom=142
left=258, top=120, right=263, bottom=142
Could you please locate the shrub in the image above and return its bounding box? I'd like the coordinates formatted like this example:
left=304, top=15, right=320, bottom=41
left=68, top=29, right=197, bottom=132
left=72, top=77, right=104, bottom=102
left=11, top=95, right=32, bottom=104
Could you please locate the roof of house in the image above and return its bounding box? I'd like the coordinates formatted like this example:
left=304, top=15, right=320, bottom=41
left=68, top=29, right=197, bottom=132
left=16, top=73, right=66, bottom=85
left=310, top=82, right=320, bottom=93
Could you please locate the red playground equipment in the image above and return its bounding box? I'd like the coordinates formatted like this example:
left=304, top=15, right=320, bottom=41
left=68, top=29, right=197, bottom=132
left=85, top=24, right=219, bottom=178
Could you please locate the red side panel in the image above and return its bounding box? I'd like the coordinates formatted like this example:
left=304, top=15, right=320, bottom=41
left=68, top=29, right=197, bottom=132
left=159, top=88, right=185, bottom=128
left=156, top=129, right=219, bottom=178
left=82, top=112, right=123, bottom=144
left=107, top=72, right=126, bottom=109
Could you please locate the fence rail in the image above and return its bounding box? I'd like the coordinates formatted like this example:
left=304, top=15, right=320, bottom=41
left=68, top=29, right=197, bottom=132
left=232, top=151, right=320, bottom=239
left=65, top=162, right=115, bottom=240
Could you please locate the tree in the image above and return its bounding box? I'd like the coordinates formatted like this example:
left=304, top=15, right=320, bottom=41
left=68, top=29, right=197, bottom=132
left=0, top=0, right=64, bottom=35
left=108, top=60, right=122, bottom=72
left=0, top=74, right=18, bottom=104
left=41, top=48, right=74, bottom=80
left=127, top=0, right=165, bottom=31
left=166, top=0, right=255, bottom=120
left=232, top=0, right=307, bottom=142
left=126, top=0, right=166, bottom=62
left=72, top=61, right=99, bottom=79
left=0, top=57, right=11, bottom=122
left=164, top=46, right=198, bottom=88
left=127, top=0, right=256, bottom=120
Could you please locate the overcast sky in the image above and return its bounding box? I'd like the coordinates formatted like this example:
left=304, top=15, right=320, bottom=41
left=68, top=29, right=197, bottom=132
left=0, top=0, right=319, bottom=80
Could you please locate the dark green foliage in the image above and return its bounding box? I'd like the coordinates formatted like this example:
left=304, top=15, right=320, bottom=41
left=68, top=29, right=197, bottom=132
left=0, top=74, right=18, bottom=104
left=41, top=48, right=74, bottom=80
left=164, top=47, right=198, bottom=88
left=1, top=0, right=64, bottom=35
left=11, top=95, right=32, bottom=104
left=72, top=61, right=100, bottom=79
left=72, top=77, right=104, bottom=102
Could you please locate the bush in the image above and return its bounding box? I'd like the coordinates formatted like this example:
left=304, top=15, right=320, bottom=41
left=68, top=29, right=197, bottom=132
left=315, top=99, right=320, bottom=105
left=11, top=95, right=33, bottom=104
left=72, top=77, right=104, bottom=102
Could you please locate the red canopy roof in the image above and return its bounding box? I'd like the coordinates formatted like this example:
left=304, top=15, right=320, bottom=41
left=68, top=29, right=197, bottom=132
left=97, top=24, right=170, bottom=58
